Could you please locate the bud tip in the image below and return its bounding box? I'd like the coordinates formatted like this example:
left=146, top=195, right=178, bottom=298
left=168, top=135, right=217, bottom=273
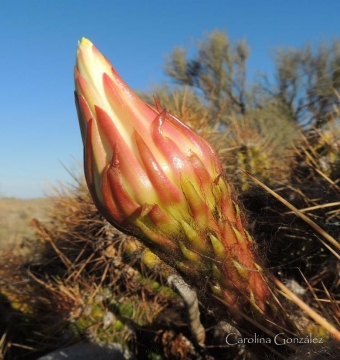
left=78, top=37, right=92, bottom=48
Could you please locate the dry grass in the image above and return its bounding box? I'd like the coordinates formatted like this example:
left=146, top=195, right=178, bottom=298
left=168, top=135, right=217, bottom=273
left=0, top=197, right=53, bottom=251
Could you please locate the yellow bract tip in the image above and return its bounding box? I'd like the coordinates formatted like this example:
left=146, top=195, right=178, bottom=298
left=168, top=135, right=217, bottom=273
left=78, top=37, right=93, bottom=48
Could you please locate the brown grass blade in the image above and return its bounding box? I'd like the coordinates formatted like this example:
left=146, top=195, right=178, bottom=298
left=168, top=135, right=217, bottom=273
left=271, top=275, right=340, bottom=341
left=243, top=171, right=340, bottom=252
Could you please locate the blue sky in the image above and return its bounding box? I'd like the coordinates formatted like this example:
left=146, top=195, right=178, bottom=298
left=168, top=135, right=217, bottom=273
left=1, top=0, right=339, bottom=198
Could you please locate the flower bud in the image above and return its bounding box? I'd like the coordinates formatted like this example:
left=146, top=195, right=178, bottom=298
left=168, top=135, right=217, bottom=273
left=75, top=38, right=275, bottom=317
